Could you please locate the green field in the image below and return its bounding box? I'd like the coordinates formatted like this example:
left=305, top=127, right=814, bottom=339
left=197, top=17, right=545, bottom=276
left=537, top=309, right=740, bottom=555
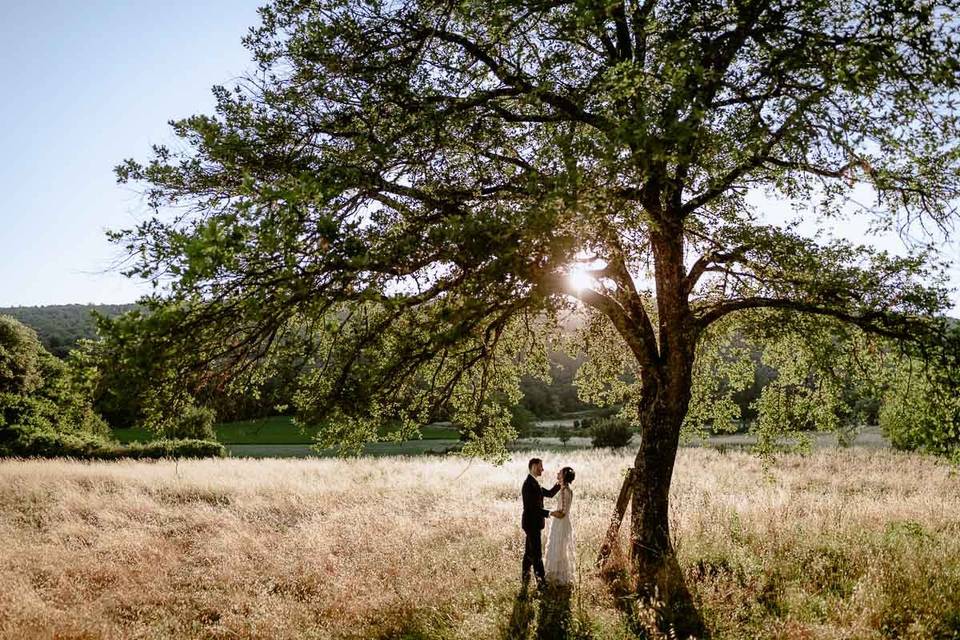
left=113, top=415, right=890, bottom=458
left=226, top=440, right=462, bottom=458
left=112, top=416, right=464, bottom=456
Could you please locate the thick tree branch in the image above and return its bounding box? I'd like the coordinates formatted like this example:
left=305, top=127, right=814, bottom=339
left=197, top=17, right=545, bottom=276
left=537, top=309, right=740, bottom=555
left=412, top=26, right=611, bottom=130
left=543, top=271, right=659, bottom=369
left=684, top=244, right=750, bottom=295
left=696, top=296, right=922, bottom=341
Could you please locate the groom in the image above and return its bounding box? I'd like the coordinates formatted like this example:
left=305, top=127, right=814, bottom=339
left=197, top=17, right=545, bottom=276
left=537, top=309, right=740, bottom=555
left=521, top=458, right=561, bottom=589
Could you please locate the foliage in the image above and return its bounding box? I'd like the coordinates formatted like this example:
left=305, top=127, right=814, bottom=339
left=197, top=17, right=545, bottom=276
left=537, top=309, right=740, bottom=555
left=519, top=350, right=594, bottom=417
left=509, top=404, right=537, bottom=439
left=1, top=425, right=112, bottom=458
left=0, top=314, right=45, bottom=395
left=590, top=417, right=634, bottom=449
left=739, top=312, right=891, bottom=457
left=115, top=439, right=227, bottom=460
left=67, top=336, right=146, bottom=428
left=880, top=360, right=960, bottom=463
left=0, top=304, right=136, bottom=358
left=558, top=425, right=571, bottom=446
left=1, top=428, right=226, bottom=459
left=106, top=0, right=960, bottom=467
left=157, top=403, right=218, bottom=440
left=0, top=315, right=111, bottom=456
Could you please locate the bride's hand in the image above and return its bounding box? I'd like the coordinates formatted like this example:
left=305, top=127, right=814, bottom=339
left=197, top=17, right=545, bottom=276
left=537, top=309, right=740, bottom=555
left=550, top=510, right=562, bottom=518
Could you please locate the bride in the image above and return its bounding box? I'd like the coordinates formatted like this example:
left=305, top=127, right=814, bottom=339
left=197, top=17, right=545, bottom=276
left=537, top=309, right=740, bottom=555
left=544, top=466, right=576, bottom=585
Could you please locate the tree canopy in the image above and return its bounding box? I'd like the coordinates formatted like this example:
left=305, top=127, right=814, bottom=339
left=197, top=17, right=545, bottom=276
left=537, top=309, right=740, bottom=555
left=113, top=0, right=958, bottom=447
left=0, top=315, right=109, bottom=455
left=109, top=0, right=960, bottom=630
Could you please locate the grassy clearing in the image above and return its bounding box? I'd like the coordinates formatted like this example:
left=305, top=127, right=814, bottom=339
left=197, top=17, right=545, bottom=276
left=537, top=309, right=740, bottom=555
left=1, top=449, right=957, bottom=639
left=113, top=416, right=460, bottom=446
left=226, top=440, right=462, bottom=458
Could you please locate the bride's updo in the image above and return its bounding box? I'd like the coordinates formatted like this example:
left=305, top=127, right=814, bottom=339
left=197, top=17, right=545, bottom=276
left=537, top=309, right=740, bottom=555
left=561, top=467, right=575, bottom=485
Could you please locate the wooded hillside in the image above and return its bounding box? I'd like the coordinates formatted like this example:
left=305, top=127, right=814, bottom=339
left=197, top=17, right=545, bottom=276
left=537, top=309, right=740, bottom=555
left=0, top=304, right=137, bottom=357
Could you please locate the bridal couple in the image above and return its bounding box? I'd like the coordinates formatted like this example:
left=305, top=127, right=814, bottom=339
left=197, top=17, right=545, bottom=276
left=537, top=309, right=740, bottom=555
left=521, top=457, right=576, bottom=590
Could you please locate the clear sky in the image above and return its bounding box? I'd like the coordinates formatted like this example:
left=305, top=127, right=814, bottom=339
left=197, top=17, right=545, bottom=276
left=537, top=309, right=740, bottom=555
left=0, top=2, right=957, bottom=313
left=0, top=0, right=262, bottom=307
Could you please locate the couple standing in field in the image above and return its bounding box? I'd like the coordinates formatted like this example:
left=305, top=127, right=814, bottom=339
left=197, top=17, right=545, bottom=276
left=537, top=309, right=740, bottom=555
left=521, top=457, right=576, bottom=591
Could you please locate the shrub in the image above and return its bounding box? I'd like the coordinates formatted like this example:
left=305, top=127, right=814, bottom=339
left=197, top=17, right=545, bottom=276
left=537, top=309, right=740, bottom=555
left=113, top=439, right=227, bottom=459
left=0, top=425, right=108, bottom=458
left=590, top=417, right=634, bottom=449
left=510, top=404, right=536, bottom=439
left=558, top=425, right=571, bottom=447
left=166, top=404, right=217, bottom=440
left=0, top=316, right=111, bottom=456
left=0, top=426, right=226, bottom=460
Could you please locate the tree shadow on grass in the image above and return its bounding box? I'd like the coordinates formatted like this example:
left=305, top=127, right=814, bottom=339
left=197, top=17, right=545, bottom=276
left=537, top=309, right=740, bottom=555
left=601, top=550, right=709, bottom=639
left=502, top=582, right=587, bottom=640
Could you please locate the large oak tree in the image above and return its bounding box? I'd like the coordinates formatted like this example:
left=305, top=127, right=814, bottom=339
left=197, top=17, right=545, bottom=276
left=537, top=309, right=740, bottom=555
left=110, top=0, right=960, bottom=632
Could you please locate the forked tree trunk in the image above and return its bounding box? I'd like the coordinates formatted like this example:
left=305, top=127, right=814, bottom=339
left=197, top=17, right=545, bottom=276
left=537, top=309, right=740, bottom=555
left=594, top=222, right=706, bottom=634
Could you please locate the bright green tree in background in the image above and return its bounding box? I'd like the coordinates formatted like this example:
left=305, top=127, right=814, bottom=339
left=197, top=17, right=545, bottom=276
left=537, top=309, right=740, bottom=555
left=107, top=1, right=960, bottom=631
left=0, top=315, right=110, bottom=455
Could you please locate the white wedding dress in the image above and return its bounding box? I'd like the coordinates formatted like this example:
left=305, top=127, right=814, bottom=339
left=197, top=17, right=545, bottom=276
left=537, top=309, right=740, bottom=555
left=544, top=486, right=576, bottom=585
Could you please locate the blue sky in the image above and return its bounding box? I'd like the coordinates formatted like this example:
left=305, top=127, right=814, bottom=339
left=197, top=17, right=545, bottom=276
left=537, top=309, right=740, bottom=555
left=0, top=2, right=957, bottom=313
left=0, top=0, right=261, bottom=306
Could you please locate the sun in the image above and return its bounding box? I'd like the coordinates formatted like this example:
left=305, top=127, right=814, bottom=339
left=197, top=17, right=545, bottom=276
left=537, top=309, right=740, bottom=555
left=567, top=265, right=594, bottom=291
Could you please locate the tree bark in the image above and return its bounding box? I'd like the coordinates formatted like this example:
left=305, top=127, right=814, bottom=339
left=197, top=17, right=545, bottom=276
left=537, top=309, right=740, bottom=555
left=627, top=373, right=706, bottom=637
left=626, top=223, right=706, bottom=635
left=595, top=467, right=633, bottom=567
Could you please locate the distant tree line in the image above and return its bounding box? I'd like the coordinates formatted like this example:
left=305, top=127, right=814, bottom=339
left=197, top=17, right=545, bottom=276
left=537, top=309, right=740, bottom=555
left=0, top=304, right=137, bottom=358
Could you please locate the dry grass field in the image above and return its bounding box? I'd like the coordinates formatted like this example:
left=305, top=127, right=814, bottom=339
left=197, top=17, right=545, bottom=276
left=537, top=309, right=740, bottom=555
left=2, top=448, right=959, bottom=639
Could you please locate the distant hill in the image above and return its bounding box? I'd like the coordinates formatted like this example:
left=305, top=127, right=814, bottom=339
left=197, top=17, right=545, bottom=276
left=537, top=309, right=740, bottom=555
left=0, top=303, right=137, bottom=357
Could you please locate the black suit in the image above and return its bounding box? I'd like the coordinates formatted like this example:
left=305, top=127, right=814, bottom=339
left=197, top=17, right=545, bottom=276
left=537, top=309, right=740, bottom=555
left=521, top=474, right=561, bottom=583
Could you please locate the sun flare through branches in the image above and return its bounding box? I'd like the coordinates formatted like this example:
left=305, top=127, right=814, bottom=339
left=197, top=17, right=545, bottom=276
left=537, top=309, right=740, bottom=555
left=567, top=265, right=595, bottom=291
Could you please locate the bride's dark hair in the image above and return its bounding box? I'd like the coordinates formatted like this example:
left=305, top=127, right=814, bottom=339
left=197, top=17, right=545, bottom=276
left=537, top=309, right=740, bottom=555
left=561, top=467, right=575, bottom=485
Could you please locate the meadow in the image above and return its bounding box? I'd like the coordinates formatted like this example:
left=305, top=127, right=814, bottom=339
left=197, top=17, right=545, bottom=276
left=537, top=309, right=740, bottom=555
left=111, top=417, right=466, bottom=457
left=2, top=447, right=959, bottom=639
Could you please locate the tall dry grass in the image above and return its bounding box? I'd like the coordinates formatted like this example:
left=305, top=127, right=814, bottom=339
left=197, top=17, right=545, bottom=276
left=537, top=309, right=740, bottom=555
left=1, top=448, right=958, bottom=639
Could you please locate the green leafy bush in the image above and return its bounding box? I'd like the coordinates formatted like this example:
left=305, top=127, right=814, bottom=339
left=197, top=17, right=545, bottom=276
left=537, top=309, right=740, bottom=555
left=0, top=315, right=44, bottom=394
left=0, top=316, right=226, bottom=460
left=880, top=363, right=960, bottom=462
left=590, top=417, right=634, bottom=449
left=1, top=316, right=110, bottom=455
left=110, top=439, right=227, bottom=459
left=0, top=425, right=108, bottom=457
left=0, top=429, right=226, bottom=459
left=166, top=404, right=217, bottom=440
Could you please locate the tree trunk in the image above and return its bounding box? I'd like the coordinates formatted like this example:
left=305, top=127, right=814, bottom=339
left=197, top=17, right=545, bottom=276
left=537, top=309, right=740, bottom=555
left=627, top=364, right=706, bottom=636
left=628, top=223, right=705, bottom=635
left=630, top=404, right=680, bottom=575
